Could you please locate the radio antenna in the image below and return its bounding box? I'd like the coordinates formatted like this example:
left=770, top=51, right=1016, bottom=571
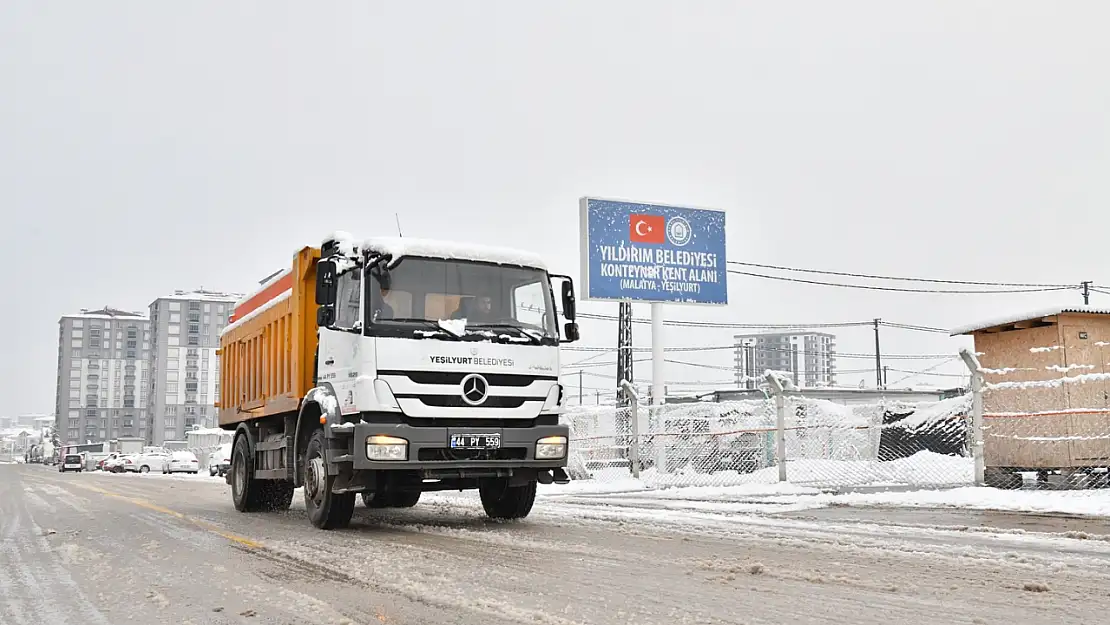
left=394, top=213, right=404, bottom=238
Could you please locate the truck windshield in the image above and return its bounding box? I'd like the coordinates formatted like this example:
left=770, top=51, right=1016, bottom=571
left=367, top=258, right=558, bottom=341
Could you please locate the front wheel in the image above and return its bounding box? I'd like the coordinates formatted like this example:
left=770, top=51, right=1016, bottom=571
left=303, top=429, right=355, bottom=529
left=479, top=478, right=537, bottom=520
left=140, top=465, right=150, bottom=474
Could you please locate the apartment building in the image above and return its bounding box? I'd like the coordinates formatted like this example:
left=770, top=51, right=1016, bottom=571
left=146, top=290, right=240, bottom=444
left=733, top=331, right=837, bottom=389
left=53, top=307, right=151, bottom=444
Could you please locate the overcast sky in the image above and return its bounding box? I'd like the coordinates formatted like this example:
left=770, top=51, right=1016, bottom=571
left=3, top=2, right=1109, bottom=414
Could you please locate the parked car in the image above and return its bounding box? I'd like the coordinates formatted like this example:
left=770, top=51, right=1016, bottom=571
left=58, top=454, right=84, bottom=473
left=97, top=452, right=121, bottom=471
left=105, top=454, right=130, bottom=472
left=124, top=449, right=171, bottom=473
left=163, top=450, right=199, bottom=474
left=208, top=443, right=232, bottom=477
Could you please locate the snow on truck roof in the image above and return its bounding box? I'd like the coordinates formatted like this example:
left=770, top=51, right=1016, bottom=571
left=323, top=232, right=547, bottom=270
left=950, top=305, right=1110, bottom=336
left=364, top=237, right=547, bottom=270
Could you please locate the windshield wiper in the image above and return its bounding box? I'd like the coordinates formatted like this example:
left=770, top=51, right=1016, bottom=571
left=390, top=318, right=463, bottom=341
left=468, top=323, right=547, bottom=345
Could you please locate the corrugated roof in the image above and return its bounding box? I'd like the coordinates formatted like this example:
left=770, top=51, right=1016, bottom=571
left=950, top=306, right=1110, bottom=336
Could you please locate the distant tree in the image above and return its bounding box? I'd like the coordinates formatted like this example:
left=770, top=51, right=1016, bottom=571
left=48, top=426, right=61, bottom=463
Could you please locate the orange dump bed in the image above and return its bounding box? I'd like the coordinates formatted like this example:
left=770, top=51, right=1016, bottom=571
left=218, top=247, right=320, bottom=427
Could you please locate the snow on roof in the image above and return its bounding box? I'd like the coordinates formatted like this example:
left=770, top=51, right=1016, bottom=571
left=62, top=307, right=147, bottom=321
left=364, top=237, right=548, bottom=270
left=950, top=306, right=1110, bottom=336
left=231, top=268, right=292, bottom=308
left=152, top=289, right=243, bottom=304
left=220, top=288, right=292, bottom=337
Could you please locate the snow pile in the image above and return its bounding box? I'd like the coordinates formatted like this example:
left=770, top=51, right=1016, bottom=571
left=437, top=319, right=467, bottom=337
left=884, top=394, right=970, bottom=430
left=832, top=486, right=1110, bottom=517
left=641, top=451, right=972, bottom=489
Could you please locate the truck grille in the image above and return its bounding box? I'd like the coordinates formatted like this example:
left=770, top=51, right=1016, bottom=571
left=396, top=395, right=544, bottom=409
left=379, top=370, right=555, bottom=387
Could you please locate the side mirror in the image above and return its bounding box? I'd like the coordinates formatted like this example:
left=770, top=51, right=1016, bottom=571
left=317, top=307, right=335, bottom=328
left=563, top=322, right=580, bottom=343
left=560, top=281, right=576, bottom=321
left=316, top=260, right=337, bottom=306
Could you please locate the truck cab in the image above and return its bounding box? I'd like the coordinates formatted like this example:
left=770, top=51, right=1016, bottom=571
left=220, top=233, right=580, bottom=529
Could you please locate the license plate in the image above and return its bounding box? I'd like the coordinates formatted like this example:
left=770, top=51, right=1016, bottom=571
left=449, top=434, right=501, bottom=450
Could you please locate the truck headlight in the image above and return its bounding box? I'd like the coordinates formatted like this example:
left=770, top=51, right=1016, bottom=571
left=366, top=435, right=408, bottom=461
left=535, top=435, right=567, bottom=460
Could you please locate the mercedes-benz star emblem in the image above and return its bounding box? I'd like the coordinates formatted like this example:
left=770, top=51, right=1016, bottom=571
left=460, top=373, right=489, bottom=406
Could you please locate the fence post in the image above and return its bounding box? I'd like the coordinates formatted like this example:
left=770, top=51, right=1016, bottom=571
left=958, top=348, right=986, bottom=487
left=619, top=380, right=640, bottom=479
left=765, top=372, right=787, bottom=482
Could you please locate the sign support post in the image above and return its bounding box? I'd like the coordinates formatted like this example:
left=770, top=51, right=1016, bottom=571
left=651, top=302, right=664, bottom=409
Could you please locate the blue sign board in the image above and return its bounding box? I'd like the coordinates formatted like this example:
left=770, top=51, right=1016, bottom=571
left=579, top=197, right=728, bottom=305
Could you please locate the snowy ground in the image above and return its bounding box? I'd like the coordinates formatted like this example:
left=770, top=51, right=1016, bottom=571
left=8, top=463, right=1110, bottom=624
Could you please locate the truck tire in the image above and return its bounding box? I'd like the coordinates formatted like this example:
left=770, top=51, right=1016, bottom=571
left=303, top=429, right=355, bottom=529
left=361, top=491, right=421, bottom=508
left=479, top=478, right=536, bottom=521
left=231, top=435, right=264, bottom=512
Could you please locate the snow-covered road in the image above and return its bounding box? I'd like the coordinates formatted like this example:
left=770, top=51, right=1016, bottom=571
left=4, top=464, right=1110, bottom=624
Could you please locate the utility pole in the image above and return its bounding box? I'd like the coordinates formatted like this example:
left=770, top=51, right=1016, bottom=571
left=1082, top=281, right=1091, bottom=306
left=883, top=366, right=889, bottom=388
left=578, top=370, right=583, bottom=405
left=873, top=318, right=883, bottom=389
left=596, top=390, right=600, bottom=405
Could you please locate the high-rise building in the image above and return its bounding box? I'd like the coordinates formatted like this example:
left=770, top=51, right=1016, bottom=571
left=146, top=290, right=240, bottom=444
left=54, top=307, right=151, bottom=444
left=733, top=331, right=837, bottom=389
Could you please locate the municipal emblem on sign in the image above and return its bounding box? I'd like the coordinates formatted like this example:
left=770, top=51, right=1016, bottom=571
left=666, top=216, right=692, bottom=247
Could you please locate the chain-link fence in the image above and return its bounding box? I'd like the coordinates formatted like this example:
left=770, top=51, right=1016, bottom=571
left=565, top=347, right=1110, bottom=492
left=564, top=390, right=974, bottom=491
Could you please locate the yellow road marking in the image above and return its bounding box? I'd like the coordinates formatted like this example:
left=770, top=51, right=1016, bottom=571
left=70, top=482, right=263, bottom=549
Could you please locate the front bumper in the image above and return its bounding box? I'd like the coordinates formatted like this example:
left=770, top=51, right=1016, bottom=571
left=345, top=422, right=570, bottom=471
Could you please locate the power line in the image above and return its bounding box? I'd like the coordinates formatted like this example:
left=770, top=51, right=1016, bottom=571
left=727, top=260, right=1076, bottom=289
left=575, top=311, right=873, bottom=329
left=576, top=312, right=957, bottom=334
left=565, top=344, right=736, bottom=353
left=888, top=359, right=963, bottom=386
left=727, top=268, right=1075, bottom=294
left=886, top=367, right=967, bottom=378
left=563, top=343, right=954, bottom=362
left=879, top=321, right=950, bottom=334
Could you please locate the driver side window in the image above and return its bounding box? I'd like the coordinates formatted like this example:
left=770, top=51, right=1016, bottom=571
left=512, top=281, right=546, bottom=327
left=335, top=270, right=361, bottom=329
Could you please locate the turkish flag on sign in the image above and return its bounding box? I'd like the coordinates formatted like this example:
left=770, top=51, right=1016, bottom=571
left=629, top=214, right=666, bottom=244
